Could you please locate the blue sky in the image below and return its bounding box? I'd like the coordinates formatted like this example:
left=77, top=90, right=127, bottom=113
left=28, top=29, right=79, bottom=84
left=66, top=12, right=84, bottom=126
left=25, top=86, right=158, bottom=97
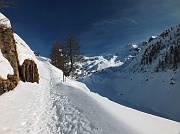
left=2, top=0, right=180, bottom=57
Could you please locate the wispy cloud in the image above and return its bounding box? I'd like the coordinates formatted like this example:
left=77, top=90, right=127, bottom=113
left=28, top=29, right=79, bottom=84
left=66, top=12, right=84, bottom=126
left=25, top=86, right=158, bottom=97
left=125, top=18, right=139, bottom=25
left=93, top=17, right=141, bottom=26
left=93, top=19, right=122, bottom=26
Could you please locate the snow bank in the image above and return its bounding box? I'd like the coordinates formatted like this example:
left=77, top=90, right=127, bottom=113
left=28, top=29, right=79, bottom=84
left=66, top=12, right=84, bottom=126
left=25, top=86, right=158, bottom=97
left=14, top=33, right=38, bottom=65
left=88, top=91, right=180, bottom=134
left=0, top=49, right=14, bottom=79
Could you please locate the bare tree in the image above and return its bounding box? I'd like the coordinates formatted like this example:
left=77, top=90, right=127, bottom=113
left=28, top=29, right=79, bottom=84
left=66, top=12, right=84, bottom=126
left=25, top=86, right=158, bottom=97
left=50, top=41, right=68, bottom=81
left=65, top=33, right=81, bottom=76
left=0, top=0, right=18, bottom=8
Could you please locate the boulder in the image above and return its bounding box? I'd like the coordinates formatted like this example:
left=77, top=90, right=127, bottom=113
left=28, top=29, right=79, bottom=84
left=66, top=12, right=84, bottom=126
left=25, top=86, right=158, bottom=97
left=19, top=59, right=39, bottom=83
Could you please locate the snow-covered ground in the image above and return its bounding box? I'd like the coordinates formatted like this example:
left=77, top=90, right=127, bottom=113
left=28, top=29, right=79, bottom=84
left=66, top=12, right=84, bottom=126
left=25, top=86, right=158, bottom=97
left=0, top=13, right=179, bottom=134
left=0, top=56, right=179, bottom=134
left=0, top=36, right=179, bottom=133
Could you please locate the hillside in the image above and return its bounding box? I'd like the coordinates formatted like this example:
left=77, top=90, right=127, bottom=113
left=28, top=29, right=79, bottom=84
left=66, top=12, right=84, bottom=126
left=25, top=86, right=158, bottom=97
left=0, top=42, right=180, bottom=134
left=80, top=24, right=180, bottom=122
left=0, top=13, right=179, bottom=134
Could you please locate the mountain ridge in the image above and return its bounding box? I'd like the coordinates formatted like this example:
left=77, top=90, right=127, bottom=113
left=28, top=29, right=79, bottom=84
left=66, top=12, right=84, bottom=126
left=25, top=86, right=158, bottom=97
left=79, top=24, right=180, bottom=122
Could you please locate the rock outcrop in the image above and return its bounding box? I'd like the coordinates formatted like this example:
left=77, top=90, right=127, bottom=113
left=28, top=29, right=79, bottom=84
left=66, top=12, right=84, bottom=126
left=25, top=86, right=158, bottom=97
left=0, top=25, right=20, bottom=78
left=0, top=24, right=20, bottom=95
left=0, top=14, right=39, bottom=95
left=19, top=59, right=39, bottom=83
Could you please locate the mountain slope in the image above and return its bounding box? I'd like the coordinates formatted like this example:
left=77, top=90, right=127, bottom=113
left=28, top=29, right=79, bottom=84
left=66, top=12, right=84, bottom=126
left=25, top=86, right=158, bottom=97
left=0, top=13, right=179, bottom=134
left=80, top=24, right=180, bottom=122
left=0, top=55, right=179, bottom=134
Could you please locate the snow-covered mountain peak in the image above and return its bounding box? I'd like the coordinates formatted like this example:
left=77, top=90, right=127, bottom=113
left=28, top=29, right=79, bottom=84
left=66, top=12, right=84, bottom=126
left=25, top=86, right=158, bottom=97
left=80, top=24, right=180, bottom=122
left=83, top=55, right=123, bottom=72
left=0, top=12, right=11, bottom=28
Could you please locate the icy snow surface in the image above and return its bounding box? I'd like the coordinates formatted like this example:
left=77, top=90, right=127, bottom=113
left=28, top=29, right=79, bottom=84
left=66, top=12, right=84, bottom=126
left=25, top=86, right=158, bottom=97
left=0, top=49, right=14, bottom=79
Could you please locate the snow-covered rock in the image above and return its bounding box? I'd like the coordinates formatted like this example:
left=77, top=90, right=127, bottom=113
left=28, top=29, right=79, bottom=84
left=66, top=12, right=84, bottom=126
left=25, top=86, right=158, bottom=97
left=0, top=12, right=11, bottom=28
left=0, top=49, right=14, bottom=79
left=14, top=33, right=38, bottom=65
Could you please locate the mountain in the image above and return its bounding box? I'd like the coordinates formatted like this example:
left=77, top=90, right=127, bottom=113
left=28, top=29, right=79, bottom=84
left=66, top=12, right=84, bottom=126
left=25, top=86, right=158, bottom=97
left=0, top=13, right=179, bottom=134
left=79, top=24, right=180, bottom=122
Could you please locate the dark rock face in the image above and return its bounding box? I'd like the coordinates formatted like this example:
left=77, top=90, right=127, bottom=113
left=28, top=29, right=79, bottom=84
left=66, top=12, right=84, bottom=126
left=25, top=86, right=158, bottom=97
left=19, top=59, right=39, bottom=83
left=0, top=25, right=20, bottom=79
left=0, top=25, right=20, bottom=94
left=0, top=24, right=40, bottom=95
left=0, top=75, right=19, bottom=95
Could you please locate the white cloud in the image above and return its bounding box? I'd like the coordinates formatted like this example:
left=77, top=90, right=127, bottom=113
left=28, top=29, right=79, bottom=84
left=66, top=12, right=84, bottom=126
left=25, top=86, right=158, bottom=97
left=93, top=17, right=141, bottom=26
left=93, top=19, right=122, bottom=26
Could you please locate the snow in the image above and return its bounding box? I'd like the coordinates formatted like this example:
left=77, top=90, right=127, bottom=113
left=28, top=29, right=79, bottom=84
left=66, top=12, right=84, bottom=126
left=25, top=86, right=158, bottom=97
left=0, top=48, right=180, bottom=134
left=14, top=33, right=38, bottom=65
left=0, top=12, right=11, bottom=28
left=0, top=56, right=179, bottom=134
left=132, top=44, right=138, bottom=48
left=80, top=24, right=180, bottom=122
left=0, top=13, right=179, bottom=134
left=82, top=55, right=123, bottom=75
left=151, top=36, right=157, bottom=38
left=0, top=49, right=14, bottom=79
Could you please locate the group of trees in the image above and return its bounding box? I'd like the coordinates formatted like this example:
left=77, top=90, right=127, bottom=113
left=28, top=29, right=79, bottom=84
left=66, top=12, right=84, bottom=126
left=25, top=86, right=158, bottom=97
left=50, top=34, right=82, bottom=78
left=140, top=25, right=180, bottom=72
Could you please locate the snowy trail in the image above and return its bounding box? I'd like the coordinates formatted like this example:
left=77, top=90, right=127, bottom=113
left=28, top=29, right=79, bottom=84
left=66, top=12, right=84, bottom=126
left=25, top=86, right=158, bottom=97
left=42, top=59, right=138, bottom=134
left=0, top=59, right=179, bottom=134
left=50, top=84, right=99, bottom=134
left=49, top=83, right=140, bottom=134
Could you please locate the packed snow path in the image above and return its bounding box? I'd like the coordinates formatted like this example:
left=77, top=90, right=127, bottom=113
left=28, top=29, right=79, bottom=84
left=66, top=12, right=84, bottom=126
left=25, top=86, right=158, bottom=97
left=50, top=84, right=99, bottom=134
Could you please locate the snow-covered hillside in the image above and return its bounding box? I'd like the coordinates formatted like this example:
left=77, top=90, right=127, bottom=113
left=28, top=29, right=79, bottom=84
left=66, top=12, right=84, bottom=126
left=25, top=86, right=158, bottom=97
left=80, top=24, right=180, bottom=122
left=0, top=42, right=179, bottom=134
left=0, top=13, right=179, bottom=134
left=77, top=43, right=140, bottom=77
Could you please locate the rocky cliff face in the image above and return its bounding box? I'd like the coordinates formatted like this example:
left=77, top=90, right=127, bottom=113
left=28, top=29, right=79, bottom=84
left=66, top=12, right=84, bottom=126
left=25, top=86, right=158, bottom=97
left=19, top=59, right=39, bottom=83
left=0, top=24, right=20, bottom=95
left=0, top=13, right=39, bottom=95
left=0, top=25, right=20, bottom=78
